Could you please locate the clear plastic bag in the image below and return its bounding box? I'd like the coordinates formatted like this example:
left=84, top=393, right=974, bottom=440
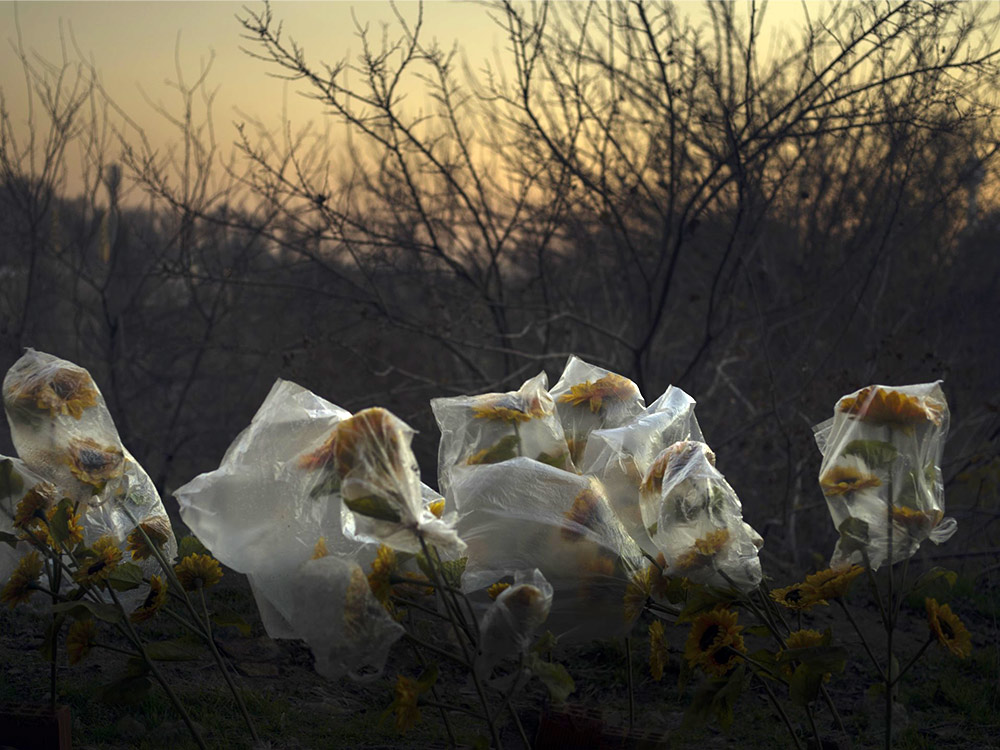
left=639, top=441, right=763, bottom=591
left=549, top=356, right=645, bottom=466
left=814, top=382, right=954, bottom=570
left=431, top=372, right=574, bottom=497
left=578, top=386, right=703, bottom=554
left=449, top=457, right=644, bottom=642
left=475, top=568, right=553, bottom=679
left=2, top=350, right=177, bottom=582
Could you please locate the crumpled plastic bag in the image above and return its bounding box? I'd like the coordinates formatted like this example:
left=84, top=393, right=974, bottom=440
left=639, top=441, right=763, bottom=592
left=1, top=456, right=50, bottom=601
left=814, top=382, right=954, bottom=570
left=2, top=350, right=177, bottom=581
left=549, top=356, right=645, bottom=466
left=578, top=386, right=704, bottom=554
left=449, top=457, right=644, bottom=642
left=431, top=372, right=574, bottom=497
left=475, top=568, right=553, bottom=679
left=175, top=379, right=433, bottom=678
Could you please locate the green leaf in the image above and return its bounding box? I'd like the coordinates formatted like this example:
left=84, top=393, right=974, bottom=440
left=682, top=665, right=747, bottom=731
left=52, top=600, right=122, bottom=624
left=108, top=563, right=144, bottom=592
left=177, top=535, right=208, bottom=560
left=211, top=604, right=252, bottom=637
left=0, top=531, right=20, bottom=548
left=532, top=630, right=558, bottom=655
left=677, top=586, right=738, bottom=623
left=789, top=663, right=823, bottom=707
left=526, top=653, right=575, bottom=703
left=910, top=566, right=957, bottom=600
left=308, top=471, right=341, bottom=499
left=415, top=552, right=466, bottom=588
left=99, top=674, right=152, bottom=706
left=838, top=516, right=871, bottom=550
left=536, top=450, right=570, bottom=470
left=465, top=435, right=519, bottom=465
left=343, top=494, right=402, bottom=523
left=47, top=499, right=75, bottom=547
left=144, top=638, right=205, bottom=662
left=0, top=458, right=25, bottom=503
left=714, top=664, right=747, bottom=729
left=842, top=439, right=899, bottom=468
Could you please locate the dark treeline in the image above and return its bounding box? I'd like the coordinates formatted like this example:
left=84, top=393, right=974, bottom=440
left=2, top=0, right=999, bottom=572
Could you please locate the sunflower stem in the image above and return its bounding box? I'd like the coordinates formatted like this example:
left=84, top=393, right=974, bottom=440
left=405, top=636, right=457, bottom=748
left=835, top=599, right=886, bottom=681
left=625, top=636, right=634, bottom=733
left=820, top=684, right=851, bottom=747
left=805, top=703, right=824, bottom=750
left=755, top=671, right=804, bottom=750
left=886, top=470, right=895, bottom=750
left=892, top=635, right=934, bottom=687
left=402, top=632, right=470, bottom=668
left=198, top=582, right=260, bottom=743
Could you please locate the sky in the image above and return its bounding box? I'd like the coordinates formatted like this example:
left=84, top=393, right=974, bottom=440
left=0, top=0, right=811, bottom=197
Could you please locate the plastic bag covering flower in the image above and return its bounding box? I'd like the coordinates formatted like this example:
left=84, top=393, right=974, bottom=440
left=0, top=457, right=49, bottom=598
left=549, top=356, right=645, bottom=466
left=476, top=568, right=553, bottom=679
left=2, top=350, right=177, bottom=581
left=814, top=382, right=954, bottom=571
left=449, top=457, right=644, bottom=642
left=578, top=386, right=704, bottom=555
left=639, top=441, right=763, bottom=592
left=173, top=380, right=411, bottom=677
left=330, top=407, right=465, bottom=555
left=431, top=372, right=574, bottom=498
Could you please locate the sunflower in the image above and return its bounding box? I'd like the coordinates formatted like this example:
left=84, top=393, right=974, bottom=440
left=837, top=386, right=944, bottom=427
left=367, top=545, right=397, bottom=609
left=332, top=408, right=403, bottom=478
left=298, top=431, right=338, bottom=471
left=1, top=550, right=43, bottom=608
left=926, top=598, right=972, bottom=659
left=780, top=629, right=830, bottom=680
left=130, top=576, right=168, bottom=624
left=641, top=441, right=716, bottom=496
left=623, top=565, right=654, bottom=623
left=649, top=620, right=668, bottom=682
left=66, top=619, right=98, bottom=665
left=487, top=582, right=511, bottom=600
left=820, top=457, right=882, bottom=496
left=804, top=565, right=864, bottom=600
left=770, top=582, right=826, bottom=611
left=74, top=536, right=122, bottom=586
left=562, top=485, right=604, bottom=541
left=65, top=437, right=124, bottom=490
left=126, top=517, right=173, bottom=561
left=428, top=499, right=445, bottom=519
left=174, top=553, right=223, bottom=591
left=391, top=674, right=423, bottom=732
left=15, top=367, right=99, bottom=420
left=41, top=503, right=85, bottom=550
left=12, top=483, right=57, bottom=531
left=893, top=506, right=944, bottom=537
left=312, top=537, right=329, bottom=560
left=685, top=607, right=745, bottom=677
left=559, top=373, right=640, bottom=415
left=674, top=529, right=730, bottom=573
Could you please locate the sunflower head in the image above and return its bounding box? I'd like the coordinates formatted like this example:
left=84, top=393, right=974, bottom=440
left=641, top=441, right=716, bottom=495
left=1, top=550, right=43, bottom=608
left=428, top=499, right=445, bottom=519
left=65, top=437, right=124, bottom=490
left=820, top=457, right=882, bottom=496
left=562, top=484, right=604, bottom=541
left=487, top=582, right=511, bottom=601
left=298, top=431, right=338, bottom=471
left=367, top=545, right=397, bottom=609
left=685, top=607, right=745, bottom=677
left=312, top=537, right=329, bottom=560
left=11, top=366, right=99, bottom=420
left=623, top=565, right=655, bottom=623
left=126, top=517, right=173, bottom=561
left=74, top=536, right=123, bottom=586
left=770, top=582, right=827, bottom=611
left=174, top=553, right=223, bottom=591
left=130, top=576, right=168, bottom=624
left=893, top=506, right=944, bottom=537
left=674, top=528, right=730, bottom=573
left=558, top=373, right=640, bottom=415
left=926, top=598, right=972, bottom=659
left=332, top=408, right=404, bottom=479
left=805, top=565, right=864, bottom=599
left=42, top=502, right=84, bottom=550
left=13, top=483, right=58, bottom=531
left=780, top=629, right=829, bottom=679
left=66, top=619, right=98, bottom=665
left=837, top=386, right=944, bottom=427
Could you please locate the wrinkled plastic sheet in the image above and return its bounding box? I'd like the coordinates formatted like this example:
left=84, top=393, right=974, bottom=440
left=476, top=568, right=552, bottom=679
left=549, top=356, right=645, bottom=466
left=431, top=372, right=574, bottom=498
left=638, top=440, right=762, bottom=592
left=449, top=457, right=644, bottom=642
left=814, top=382, right=954, bottom=570
left=2, top=350, right=177, bottom=587
left=579, top=386, right=704, bottom=554
left=175, top=379, right=431, bottom=678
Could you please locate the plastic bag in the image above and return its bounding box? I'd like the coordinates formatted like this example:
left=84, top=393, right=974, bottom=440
left=814, top=382, right=954, bottom=570
left=639, top=441, right=763, bottom=591
left=549, top=356, right=645, bottom=466
left=578, top=385, right=703, bottom=554
left=431, top=372, right=574, bottom=497
left=475, top=568, right=553, bottom=679
left=449, top=457, right=644, bottom=642
left=2, top=350, right=177, bottom=582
